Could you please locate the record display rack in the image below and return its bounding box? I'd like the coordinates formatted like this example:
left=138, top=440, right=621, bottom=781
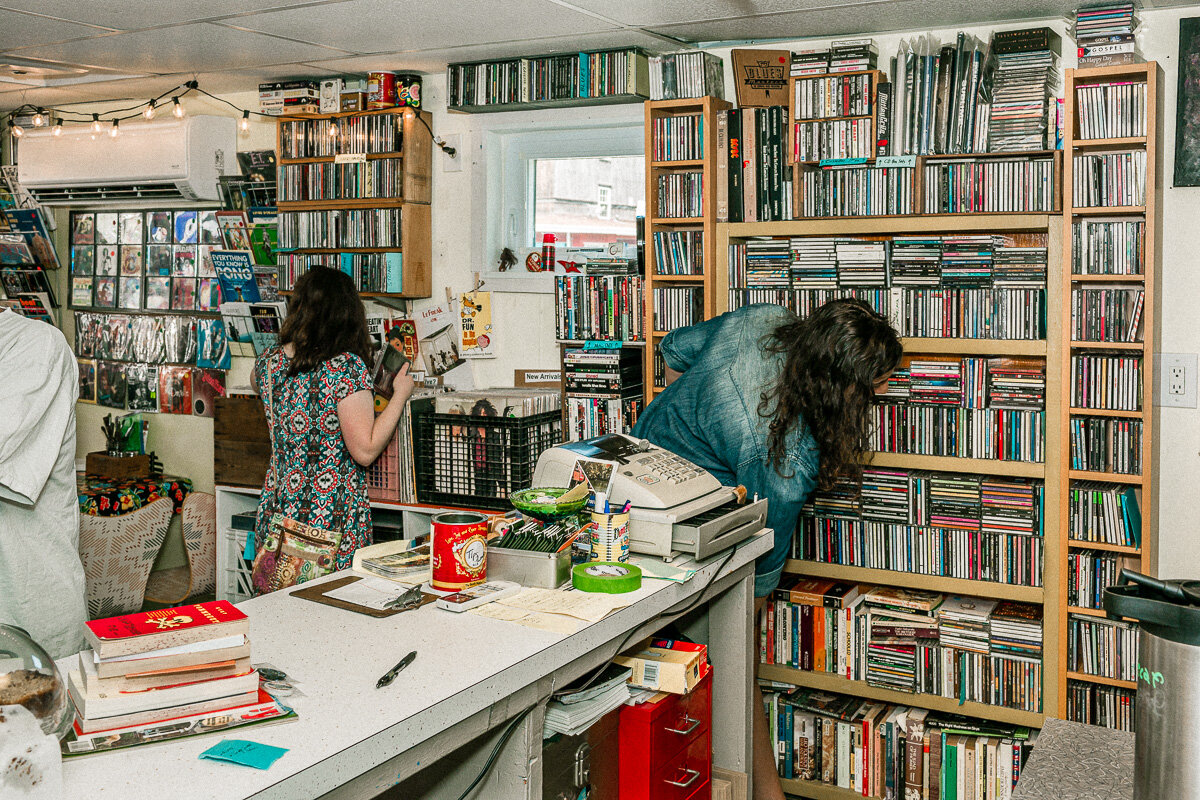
left=643, top=95, right=732, bottom=404
left=274, top=107, right=432, bottom=298
left=719, top=212, right=1066, bottom=732
left=1057, top=61, right=1162, bottom=728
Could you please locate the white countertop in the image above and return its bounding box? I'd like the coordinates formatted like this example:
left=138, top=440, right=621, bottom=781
left=61, top=530, right=771, bottom=799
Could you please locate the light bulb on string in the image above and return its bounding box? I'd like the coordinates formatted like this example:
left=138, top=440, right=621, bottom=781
left=51, top=118, right=63, bottom=136
left=91, top=114, right=102, bottom=133
left=31, top=109, right=45, bottom=127
left=110, top=119, right=120, bottom=138
left=172, top=97, right=184, bottom=118
left=329, top=121, right=339, bottom=138
left=144, top=100, right=156, bottom=120
left=240, top=110, right=250, bottom=133
left=10, top=121, right=23, bottom=138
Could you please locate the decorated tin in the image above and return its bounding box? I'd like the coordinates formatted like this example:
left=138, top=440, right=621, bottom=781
left=367, top=71, right=397, bottom=110
left=431, top=511, right=488, bottom=590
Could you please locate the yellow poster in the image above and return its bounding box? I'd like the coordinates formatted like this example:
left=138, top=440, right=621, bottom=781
left=460, top=291, right=495, bottom=359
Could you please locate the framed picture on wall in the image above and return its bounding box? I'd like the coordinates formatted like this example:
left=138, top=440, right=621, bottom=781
left=1176, top=17, right=1200, bottom=186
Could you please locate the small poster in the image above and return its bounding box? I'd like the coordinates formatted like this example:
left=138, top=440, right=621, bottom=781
left=459, top=291, right=495, bottom=359
left=413, top=299, right=465, bottom=377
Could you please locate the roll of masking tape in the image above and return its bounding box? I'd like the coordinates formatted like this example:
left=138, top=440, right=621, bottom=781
left=572, top=562, right=642, bottom=593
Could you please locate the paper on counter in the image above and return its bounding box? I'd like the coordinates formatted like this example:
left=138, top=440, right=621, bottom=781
left=633, top=558, right=697, bottom=583
left=497, top=587, right=635, bottom=623
left=324, top=577, right=411, bottom=611
left=470, top=602, right=581, bottom=635
left=199, top=739, right=287, bottom=770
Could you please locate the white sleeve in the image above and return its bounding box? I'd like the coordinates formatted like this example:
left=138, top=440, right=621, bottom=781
left=0, top=321, right=77, bottom=506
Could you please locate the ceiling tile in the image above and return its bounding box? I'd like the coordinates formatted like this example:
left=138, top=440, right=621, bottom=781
left=550, top=0, right=859, bottom=28
left=0, top=8, right=113, bottom=49
left=4, top=23, right=354, bottom=74
left=306, top=29, right=678, bottom=75
left=649, top=0, right=1072, bottom=42
left=226, top=0, right=619, bottom=55
left=0, top=0, right=333, bottom=30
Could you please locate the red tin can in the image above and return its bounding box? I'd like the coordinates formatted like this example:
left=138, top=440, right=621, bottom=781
left=367, top=71, right=397, bottom=110
left=431, top=511, right=488, bottom=591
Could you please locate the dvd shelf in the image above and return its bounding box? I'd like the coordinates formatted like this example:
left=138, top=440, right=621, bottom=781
left=789, top=70, right=881, bottom=165
left=651, top=113, right=704, bottom=161
left=553, top=274, right=645, bottom=342
left=923, top=154, right=1059, bottom=214
left=274, top=107, right=432, bottom=298
left=447, top=47, right=649, bottom=112
left=797, top=162, right=916, bottom=218
left=560, top=346, right=644, bottom=441
left=1060, top=62, right=1160, bottom=732
left=644, top=96, right=731, bottom=403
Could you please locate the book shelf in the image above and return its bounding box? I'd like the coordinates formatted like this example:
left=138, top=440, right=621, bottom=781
left=1057, top=61, right=1161, bottom=727
left=643, top=96, right=732, bottom=403
left=274, top=107, right=432, bottom=298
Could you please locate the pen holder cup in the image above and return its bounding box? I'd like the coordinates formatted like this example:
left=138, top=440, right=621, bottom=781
left=589, top=512, right=630, bottom=563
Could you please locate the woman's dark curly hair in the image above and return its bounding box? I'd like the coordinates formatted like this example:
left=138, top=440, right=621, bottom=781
left=278, top=267, right=374, bottom=376
left=758, top=299, right=903, bottom=490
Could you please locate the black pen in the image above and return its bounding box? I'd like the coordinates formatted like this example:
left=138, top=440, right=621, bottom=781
left=376, top=650, right=417, bottom=689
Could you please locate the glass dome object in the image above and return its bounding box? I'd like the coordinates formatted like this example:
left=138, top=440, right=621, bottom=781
left=0, top=625, right=72, bottom=739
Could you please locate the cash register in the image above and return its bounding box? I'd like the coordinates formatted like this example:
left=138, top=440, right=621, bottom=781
left=531, top=433, right=768, bottom=560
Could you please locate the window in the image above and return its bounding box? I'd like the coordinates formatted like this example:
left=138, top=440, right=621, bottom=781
left=487, top=120, right=643, bottom=290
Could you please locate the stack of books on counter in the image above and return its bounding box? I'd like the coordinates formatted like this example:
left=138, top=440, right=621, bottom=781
left=62, top=601, right=294, bottom=756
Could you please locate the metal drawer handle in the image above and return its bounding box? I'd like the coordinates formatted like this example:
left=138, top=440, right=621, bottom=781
left=664, top=715, right=701, bottom=735
left=664, top=768, right=700, bottom=788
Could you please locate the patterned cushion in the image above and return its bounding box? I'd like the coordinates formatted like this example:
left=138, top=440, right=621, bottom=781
left=78, top=497, right=174, bottom=619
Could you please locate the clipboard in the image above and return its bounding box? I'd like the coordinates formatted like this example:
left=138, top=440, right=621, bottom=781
left=289, top=575, right=436, bottom=618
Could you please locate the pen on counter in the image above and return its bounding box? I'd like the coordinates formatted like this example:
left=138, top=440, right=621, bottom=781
left=375, top=650, right=417, bottom=689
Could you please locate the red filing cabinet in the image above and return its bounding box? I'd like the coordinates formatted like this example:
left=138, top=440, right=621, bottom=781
left=617, top=668, right=712, bottom=800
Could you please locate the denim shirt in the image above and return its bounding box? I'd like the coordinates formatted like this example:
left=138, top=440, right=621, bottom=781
left=631, top=304, right=820, bottom=579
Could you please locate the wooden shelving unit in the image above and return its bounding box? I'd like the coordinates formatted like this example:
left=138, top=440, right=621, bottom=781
left=787, top=70, right=884, bottom=166
left=275, top=107, right=432, bottom=298
left=642, top=96, right=732, bottom=403
left=1058, top=61, right=1161, bottom=723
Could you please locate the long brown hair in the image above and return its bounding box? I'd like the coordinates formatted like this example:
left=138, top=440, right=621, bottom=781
left=278, top=267, right=373, bottom=376
left=758, top=299, right=903, bottom=490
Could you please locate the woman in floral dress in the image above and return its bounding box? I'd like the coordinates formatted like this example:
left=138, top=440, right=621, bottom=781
left=252, top=268, right=414, bottom=587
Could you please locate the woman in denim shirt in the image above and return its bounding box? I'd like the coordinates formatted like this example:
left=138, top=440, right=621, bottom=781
left=632, top=298, right=901, bottom=800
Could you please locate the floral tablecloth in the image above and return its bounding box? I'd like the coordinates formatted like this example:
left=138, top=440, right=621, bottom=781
left=77, top=473, right=193, bottom=517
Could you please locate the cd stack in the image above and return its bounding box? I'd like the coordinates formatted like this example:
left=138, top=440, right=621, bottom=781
left=981, top=479, right=1042, bottom=537
left=987, top=27, right=1061, bottom=152
left=829, top=39, right=878, bottom=73
left=991, top=602, right=1044, bottom=659
left=790, top=238, right=839, bottom=290
left=1075, top=2, right=1139, bottom=68
left=834, top=239, right=889, bottom=287
left=994, top=244, right=1048, bottom=287
left=928, top=473, right=982, bottom=531
left=890, top=236, right=942, bottom=286
left=809, top=478, right=860, bottom=519
left=909, top=360, right=964, bottom=405
left=863, top=587, right=943, bottom=692
left=744, top=237, right=792, bottom=301
left=563, top=347, right=643, bottom=441
left=939, top=235, right=998, bottom=288
left=988, top=360, right=1046, bottom=409
left=938, top=595, right=996, bottom=654
left=860, top=467, right=910, bottom=524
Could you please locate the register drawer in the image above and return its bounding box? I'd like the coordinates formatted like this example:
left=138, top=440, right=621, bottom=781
left=672, top=497, right=767, bottom=560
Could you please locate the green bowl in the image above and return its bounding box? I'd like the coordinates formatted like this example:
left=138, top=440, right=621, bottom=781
left=509, top=487, right=590, bottom=521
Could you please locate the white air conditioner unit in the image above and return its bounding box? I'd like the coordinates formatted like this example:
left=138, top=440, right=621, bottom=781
left=15, top=115, right=236, bottom=205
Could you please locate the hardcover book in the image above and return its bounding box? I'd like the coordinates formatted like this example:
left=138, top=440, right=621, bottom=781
left=84, top=601, right=249, bottom=659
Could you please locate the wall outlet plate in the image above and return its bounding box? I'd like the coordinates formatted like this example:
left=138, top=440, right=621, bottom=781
left=1156, top=353, right=1198, bottom=408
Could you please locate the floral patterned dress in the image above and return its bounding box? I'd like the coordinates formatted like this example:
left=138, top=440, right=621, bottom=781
left=253, top=347, right=373, bottom=572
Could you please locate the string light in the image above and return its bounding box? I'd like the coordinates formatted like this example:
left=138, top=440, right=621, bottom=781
left=51, top=118, right=63, bottom=136
left=10, top=121, right=23, bottom=138
left=143, top=100, right=156, bottom=120
left=31, top=109, right=45, bottom=127
left=240, top=109, right=250, bottom=132
left=91, top=113, right=102, bottom=133
left=329, top=121, right=339, bottom=138
left=110, top=119, right=120, bottom=138
left=172, top=97, right=184, bottom=118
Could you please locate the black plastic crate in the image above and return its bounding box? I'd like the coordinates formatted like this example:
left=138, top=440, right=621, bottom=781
left=413, top=408, right=563, bottom=511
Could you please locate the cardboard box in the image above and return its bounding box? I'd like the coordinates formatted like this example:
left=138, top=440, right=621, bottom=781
left=731, top=48, right=791, bottom=107
left=614, top=638, right=705, bottom=694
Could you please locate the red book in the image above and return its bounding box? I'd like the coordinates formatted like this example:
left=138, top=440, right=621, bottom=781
left=85, top=601, right=249, bottom=659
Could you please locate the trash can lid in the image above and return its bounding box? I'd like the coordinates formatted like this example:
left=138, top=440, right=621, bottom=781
left=1104, top=571, right=1200, bottom=647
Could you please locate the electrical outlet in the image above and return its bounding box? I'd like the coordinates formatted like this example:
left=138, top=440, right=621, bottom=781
left=441, top=134, right=462, bottom=172
left=1157, top=353, right=1198, bottom=408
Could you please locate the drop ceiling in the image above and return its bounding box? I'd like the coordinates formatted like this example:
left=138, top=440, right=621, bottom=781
left=0, top=0, right=1193, bottom=111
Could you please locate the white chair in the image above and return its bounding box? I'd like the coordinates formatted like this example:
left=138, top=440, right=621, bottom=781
left=78, top=496, right=174, bottom=619
left=144, top=492, right=217, bottom=605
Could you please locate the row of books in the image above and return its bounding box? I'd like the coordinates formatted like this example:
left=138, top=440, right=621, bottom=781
left=651, top=230, right=703, bottom=276
left=872, top=405, right=1045, bottom=463
left=62, top=602, right=293, bottom=756
left=795, top=518, right=1044, bottom=587
left=1072, top=151, right=1146, bottom=207
left=716, top=106, right=793, bottom=222
left=806, top=469, right=1043, bottom=535
left=1071, top=287, right=1144, bottom=342
left=1068, top=613, right=1138, bottom=681
left=1069, top=416, right=1143, bottom=474
left=655, top=171, right=703, bottom=218
left=562, top=347, right=642, bottom=441
left=1068, top=548, right=1134, bottom=609
left=922, top=157, right=1058, bottom=213
left=1072, top=218, right=1144, bottom=274
left=650, top=113, right=703, bottom=162
left=648, top=51, right=724, bottom=101
left=793, top=72, right=875, bottom=120
left=447, top=48, right=648, bottom=108
left=652, top=286, right=703, bottom=332
left=1076, top=81, right=1147, bottom=140
left=1067, top=679, right=1136, bottom=732
left=1069, top=353, right=1142, bottom=411
left=277, top=113, right=403, bottom=159
left=762, top=683, right=1035, bottom=798
left=276, top=253, right=404, bottom=294
left=797, top=163, right=915, bottom=217
left=882, top=359, right=1046, bottom=410
left=277, top=159, right=405, bottom=203
left=1068, top=482, right=1141, bottom=547
left=277, top=208, right=403, bottom=249
left=553, top=275, right=644, bottom=342
left=793, top=117, right=874, bottom=162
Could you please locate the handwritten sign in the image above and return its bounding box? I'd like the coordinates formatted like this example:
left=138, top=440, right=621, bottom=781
left=200, top=739, right=288, bottom=770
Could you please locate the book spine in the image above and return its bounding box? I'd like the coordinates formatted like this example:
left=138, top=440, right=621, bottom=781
left=716, top=110, right=730, bottom=222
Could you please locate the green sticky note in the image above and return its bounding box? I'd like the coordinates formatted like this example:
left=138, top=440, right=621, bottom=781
left=199, top=739, right=288, bottom=770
